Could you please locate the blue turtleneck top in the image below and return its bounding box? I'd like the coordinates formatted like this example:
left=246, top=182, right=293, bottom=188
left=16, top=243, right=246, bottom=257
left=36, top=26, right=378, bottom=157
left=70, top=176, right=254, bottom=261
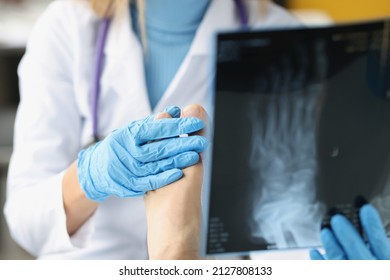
left=131, top=0, right=211, bottom=109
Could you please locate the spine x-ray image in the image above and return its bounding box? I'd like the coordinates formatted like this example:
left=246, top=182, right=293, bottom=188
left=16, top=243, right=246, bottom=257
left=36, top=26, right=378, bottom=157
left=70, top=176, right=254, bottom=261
left=206, top=20, right=390, bottom=255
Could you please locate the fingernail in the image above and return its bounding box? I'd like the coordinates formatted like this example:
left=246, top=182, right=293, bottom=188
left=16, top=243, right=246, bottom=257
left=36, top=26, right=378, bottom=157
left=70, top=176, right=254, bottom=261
left=187, top=117, right=205, bottom=130
left=187, top=152, right=200, bottom=164
left=170, top=169, right=183, bottom=181
left=322, top=207, right=345, bottom=228
left=164, top=106, right=181, bottom=118
left=200, top=137, right=209, bottom=148
left=354, top=195, right=368, bottom=209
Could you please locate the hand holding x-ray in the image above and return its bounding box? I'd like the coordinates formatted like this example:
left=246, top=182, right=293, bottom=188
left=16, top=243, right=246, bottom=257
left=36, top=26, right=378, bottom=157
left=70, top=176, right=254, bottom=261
left=310, top=204, right=390, bottom=260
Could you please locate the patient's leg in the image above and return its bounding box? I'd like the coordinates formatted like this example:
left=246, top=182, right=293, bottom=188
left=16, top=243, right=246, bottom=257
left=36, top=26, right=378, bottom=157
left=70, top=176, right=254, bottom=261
left=144, top=104, right=207, bottom=260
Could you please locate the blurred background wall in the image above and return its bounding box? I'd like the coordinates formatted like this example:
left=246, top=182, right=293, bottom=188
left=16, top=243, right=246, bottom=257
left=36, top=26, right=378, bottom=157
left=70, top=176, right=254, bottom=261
left=288, top=0, right=390, bottom=22
left=0, top=0, right=389, bottom=260
left=0, top=0, right=51, bottom=260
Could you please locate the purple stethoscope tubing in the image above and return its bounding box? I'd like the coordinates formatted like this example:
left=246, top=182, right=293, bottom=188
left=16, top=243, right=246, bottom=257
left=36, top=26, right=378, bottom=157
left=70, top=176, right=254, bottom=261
left=91, top=0, right=248, bottom=141
left=233, top=0, right=249, bottom=28
left=92, top=18, right=111, bottom=142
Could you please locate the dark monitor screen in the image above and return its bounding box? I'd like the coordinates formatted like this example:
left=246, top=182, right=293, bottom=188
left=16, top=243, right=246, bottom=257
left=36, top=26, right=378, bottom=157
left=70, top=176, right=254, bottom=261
left=205, top=20, right=390, bottom=255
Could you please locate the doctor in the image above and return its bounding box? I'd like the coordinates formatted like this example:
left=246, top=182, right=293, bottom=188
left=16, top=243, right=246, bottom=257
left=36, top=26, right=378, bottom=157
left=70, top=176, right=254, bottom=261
left=4, top=0, right=298, bottom=259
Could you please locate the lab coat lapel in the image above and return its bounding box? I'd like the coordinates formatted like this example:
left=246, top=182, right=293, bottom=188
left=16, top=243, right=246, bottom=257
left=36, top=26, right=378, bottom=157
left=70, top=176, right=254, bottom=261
left=100, top=7, right=152, bottom=130
left=153, top=0, right=239, bottom=114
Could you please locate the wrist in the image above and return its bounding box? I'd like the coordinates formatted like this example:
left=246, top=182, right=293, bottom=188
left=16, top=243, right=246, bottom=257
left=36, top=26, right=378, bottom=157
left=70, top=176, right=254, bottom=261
left=77, top=144, right=108, bottom=202
left=63, top=162, right=99, bottom=235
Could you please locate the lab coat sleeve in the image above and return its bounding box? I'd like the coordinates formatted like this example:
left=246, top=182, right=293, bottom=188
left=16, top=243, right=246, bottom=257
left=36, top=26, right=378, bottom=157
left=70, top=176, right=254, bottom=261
left=4, top=1, right=95, bottom=256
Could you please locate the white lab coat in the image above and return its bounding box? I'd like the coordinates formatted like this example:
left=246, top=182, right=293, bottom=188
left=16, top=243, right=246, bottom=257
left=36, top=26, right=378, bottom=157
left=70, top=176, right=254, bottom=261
left=4, top=0, right=301, bottom=259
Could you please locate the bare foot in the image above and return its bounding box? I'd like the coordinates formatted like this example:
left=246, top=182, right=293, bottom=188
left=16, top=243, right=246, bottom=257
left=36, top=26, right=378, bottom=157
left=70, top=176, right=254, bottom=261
left=144, top=104, right=207, bottom=260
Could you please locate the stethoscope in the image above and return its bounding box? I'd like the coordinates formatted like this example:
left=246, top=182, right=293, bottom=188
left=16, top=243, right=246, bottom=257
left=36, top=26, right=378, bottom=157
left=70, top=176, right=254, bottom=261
left=91, top=0, right=248, bottom=142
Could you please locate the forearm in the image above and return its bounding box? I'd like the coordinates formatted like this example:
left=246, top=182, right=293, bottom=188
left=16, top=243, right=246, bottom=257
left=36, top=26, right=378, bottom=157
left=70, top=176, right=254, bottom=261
left=62, top=161, right=99, bottom=236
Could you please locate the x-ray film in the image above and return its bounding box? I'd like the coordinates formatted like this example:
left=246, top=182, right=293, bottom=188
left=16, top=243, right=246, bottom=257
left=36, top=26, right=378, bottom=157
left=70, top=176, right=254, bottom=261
left=205, top=19, right=390, bottom=255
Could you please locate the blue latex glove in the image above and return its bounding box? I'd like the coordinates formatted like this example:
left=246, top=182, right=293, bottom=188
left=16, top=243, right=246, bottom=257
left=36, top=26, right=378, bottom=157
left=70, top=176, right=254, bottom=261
left=77, top=106, right=208, bottom=202
left=310, top=204, right=390, bottom=260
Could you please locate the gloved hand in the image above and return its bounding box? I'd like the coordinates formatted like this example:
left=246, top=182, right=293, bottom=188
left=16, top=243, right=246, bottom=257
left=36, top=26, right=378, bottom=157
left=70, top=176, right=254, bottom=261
left=310, top=204, right=390, bottom=260
left=77, top=106, right=208, bottom=202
